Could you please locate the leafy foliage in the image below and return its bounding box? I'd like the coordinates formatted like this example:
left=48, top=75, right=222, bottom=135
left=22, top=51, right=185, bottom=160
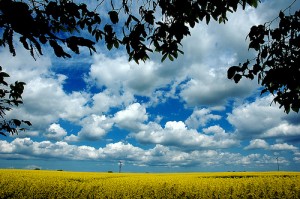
left=228, top=9, right=300, bottom=114
left=0, top=66, right=32, bottom=136
left=0, top=0, right=298, bottom=119
left=0, top=0, right=259, bottom=63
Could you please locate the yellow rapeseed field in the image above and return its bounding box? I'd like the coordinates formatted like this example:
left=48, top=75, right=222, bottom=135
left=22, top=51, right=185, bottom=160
left=0, top=169, right=299, bottom=198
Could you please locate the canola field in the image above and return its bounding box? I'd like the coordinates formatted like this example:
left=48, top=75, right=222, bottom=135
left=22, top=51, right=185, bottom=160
left=0, top=169, right=300, bottom=199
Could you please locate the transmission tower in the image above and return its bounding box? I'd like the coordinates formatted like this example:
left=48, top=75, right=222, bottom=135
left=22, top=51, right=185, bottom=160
left=119, top=161, right=123, bottom=173
left=276, top=157, right=279, bottom=171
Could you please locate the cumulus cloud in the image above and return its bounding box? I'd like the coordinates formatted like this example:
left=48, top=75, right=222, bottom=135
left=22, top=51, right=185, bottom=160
left=77, top=114, right=114, bottom=141
left=45, top=123, right=67, bottom=141
left=244, top=139, right=298, bottom=151
left=269, top=143, right=298, bottom=151
left=2, top=50, right=91, bottom=133
left=6, top=76, right=91, bottom=131
left=176, top=4, right=265, bottom=107
left=89, top=54, right=175, bottom=97
left=0, top=47, right=51, bottom=83
left=131, top=121, right=238, bottom=150
left=176, top=0, right=300, bottom=108
left=0, top=138, right=145, bottom=161
left=179, top=66, right=256, bottom=107
left=1, top=138, right=292, bottom=169
left=227, top=95, right=300, bottom=139
left=99, top=142, right=145, bottom=160
left=185, top=108, right=221, bottom=129
left=262, top=123, right=300, bottom=138
left=91, top=90, right=135, bottom=113
left=113, top=103, right=148, bottom=132
left=64, top=134, right=80, bottom=143
left=244, top=139, right=269, bottom=150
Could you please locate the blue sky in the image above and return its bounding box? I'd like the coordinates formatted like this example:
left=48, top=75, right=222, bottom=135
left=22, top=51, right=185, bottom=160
left=0, top=0, right=299, bottom=172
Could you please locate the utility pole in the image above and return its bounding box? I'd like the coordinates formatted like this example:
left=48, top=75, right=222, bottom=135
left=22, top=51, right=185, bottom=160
left=119, top=161, right=122, bottom=173
left=276, top=157, right=279, bottom=171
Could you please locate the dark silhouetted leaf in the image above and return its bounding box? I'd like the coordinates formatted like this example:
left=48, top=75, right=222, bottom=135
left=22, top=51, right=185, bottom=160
left=0, top=132, right=6, bottom=136
left=20, top=36, right=29, bottom=50
left=233, top=74, right=242, bottom=83
left=22, top=120, right=32, bottom=126
left=12, top=119, right=21, bottom=126
left=108, top=11, right=119, bottom=24
left=227, top=66, right=239, bottom=79
left=161, top=53, right=167, bottom=62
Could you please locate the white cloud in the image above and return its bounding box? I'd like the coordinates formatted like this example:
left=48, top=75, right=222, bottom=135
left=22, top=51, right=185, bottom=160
left=77, top=114, right=114, bottom=141
left=0, top=138, right=294, bottom=168
left=113, top=103, right=148, bottom=132
left=24, top=77, right=90, bottom=121
left=91, top=90, right=135, bottom=113
left=5, top=71, right=91, bottom=133
left=176, top=0, right=299, bottom=108
left=165, top=121, right=187, bottom=130
left=179, top=66, right=256, bottom=107
left=262, top=123, right=300, bottom=138
left=270, top=143, right=298, bottom=151
left=99, top=142, right=145, bottom=160
left=11, top=131, right=40, bottom=138
left=89, top=53, right=174, bottom=97
left=0, top=140, right=14, bottom=153
left=76, top=145, right=100, bottom=159
left=64, top=134, right=80, bottom=143
left=228, top=95, right=300, bottom=139
left=175, top=4, right=265, bottom=107
left=45, top=123, right=67, bottom=141
left=244, top=139, right=269, bottom=150
left=185, top=108, right=221, bottom=129
left=294, top=157, right=300, bottom=163
left=0, top=47, right=51, bottom=83
left=131, top=121, right=238, bottom=150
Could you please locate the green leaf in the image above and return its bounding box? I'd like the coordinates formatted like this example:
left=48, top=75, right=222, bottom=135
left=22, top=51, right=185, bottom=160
left=161, top=54, right=167, bottom=62
left=218, top=17, right=223, bottom=24
left=247, top=0, right=258, bottom=8
left=291, top=104, right=299, bottom=113
left=114, top=40, right=119, bottom=48
left=107, top=42, right=113, bottom=50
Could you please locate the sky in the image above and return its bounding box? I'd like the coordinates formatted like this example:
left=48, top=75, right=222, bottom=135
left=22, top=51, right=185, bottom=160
left=0, top=0, right=299, bottom=173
